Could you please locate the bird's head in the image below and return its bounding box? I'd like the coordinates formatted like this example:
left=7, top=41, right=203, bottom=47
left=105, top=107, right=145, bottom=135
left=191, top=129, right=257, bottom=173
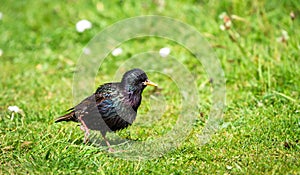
left=121, top=68, right=157, bottom=93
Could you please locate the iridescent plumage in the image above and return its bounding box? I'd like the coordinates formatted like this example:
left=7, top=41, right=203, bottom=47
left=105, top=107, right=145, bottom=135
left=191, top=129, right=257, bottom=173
left=55, top=69, right=157, bottom=151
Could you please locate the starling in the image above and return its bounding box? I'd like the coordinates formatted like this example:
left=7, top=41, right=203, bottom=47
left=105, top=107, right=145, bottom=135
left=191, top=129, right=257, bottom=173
left=55, top=68, right=157, bottom=152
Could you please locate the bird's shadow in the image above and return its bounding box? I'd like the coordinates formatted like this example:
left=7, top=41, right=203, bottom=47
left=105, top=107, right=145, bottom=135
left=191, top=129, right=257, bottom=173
left=85, top=131, right=141, bottom=149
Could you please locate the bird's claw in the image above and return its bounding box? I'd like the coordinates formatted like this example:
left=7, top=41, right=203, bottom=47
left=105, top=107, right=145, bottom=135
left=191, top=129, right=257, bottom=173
left=108, top=147, right=115, bottom=153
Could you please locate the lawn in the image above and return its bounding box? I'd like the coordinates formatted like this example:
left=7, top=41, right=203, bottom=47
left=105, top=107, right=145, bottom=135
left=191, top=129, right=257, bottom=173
left=0, top=0, right=299, bottom=174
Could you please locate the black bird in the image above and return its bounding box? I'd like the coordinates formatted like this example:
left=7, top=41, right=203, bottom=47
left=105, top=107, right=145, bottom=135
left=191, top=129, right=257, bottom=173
left=55, top=68, right=157, bottom=152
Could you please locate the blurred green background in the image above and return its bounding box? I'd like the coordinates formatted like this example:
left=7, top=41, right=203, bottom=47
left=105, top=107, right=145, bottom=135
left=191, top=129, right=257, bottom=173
left=0, top=0, right=299, bottom=174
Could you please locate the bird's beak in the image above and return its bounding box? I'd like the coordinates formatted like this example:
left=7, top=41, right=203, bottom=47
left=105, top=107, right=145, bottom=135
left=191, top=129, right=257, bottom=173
left=143, top=79, right=158, bottom=87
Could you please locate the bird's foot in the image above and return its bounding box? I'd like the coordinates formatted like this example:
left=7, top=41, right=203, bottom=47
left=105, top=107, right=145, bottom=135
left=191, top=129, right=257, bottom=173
left=83, top=134, right=90, bottom=144
left=103, top=135, right=125, bottom=153
left=108, top=147, right=115, bottom=153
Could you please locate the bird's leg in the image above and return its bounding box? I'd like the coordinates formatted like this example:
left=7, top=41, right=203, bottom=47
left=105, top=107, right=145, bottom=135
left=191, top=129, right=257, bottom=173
left=78, top=115, right=90, bottom=143
left=102, top=134, right=114, bottom=152
left=80, top=125, right=90, bottom=143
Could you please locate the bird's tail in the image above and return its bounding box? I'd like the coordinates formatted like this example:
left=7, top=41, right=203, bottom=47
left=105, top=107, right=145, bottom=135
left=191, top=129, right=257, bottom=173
left=55, top=109, right=77, bottom=123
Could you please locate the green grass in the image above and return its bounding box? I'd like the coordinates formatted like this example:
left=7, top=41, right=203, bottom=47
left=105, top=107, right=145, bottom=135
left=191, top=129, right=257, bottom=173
left=1, top=0, right=299, bottom=174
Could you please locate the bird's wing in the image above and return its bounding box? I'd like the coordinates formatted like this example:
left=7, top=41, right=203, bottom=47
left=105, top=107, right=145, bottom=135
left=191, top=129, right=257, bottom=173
left=75, top=83, right=119, bottom=131
left=55, top=83, right=118, bottom=124
left=75, top=83, right=117, bottom=112
left=94, top=83, right=119, bottom=118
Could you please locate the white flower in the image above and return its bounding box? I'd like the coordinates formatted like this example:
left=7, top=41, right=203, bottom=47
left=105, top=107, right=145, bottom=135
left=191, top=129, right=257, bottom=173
left=219, top=24, right=226, bottom=31
left=8, top=105, right=24, bottom=120
left=83, top=47, right=91, bottom=55
left=159, top=47, right=171, bottom=57
left=281, top=30, right=289, bottom=39
left=8, top=106, right=20, bottom=113
left=225, top=20, right=232, bottom=28
left=218, top=12, right=232, bottom=30
left=226, top=165, right=233, bottom=170
left=219, top=12, right=227, bottom=19
left=0, top=12, right=2, bottom=20
left=76, top=19, right=92, bottom=33
left=0, top=49, right=3, bottom=57
left=276, top=30, right=289, bottom=43
left=290, top=11, right=295, bottom=21
left=111, top=47, right=123, bottom=56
